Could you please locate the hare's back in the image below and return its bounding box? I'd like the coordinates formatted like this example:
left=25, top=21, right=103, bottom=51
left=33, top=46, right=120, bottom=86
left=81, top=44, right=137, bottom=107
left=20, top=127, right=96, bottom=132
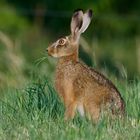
left=73, top=63, right=112, bottom=98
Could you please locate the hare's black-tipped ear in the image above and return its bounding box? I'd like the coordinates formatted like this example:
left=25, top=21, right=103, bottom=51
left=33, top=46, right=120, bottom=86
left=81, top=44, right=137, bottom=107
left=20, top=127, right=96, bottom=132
left=79, top=9, right=93, bottom=33
left=70, top=10, right=83, bottom=41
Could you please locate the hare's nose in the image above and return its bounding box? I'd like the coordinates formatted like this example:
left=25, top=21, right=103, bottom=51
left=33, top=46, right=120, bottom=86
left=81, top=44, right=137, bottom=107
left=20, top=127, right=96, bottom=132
left=46, top=48, right=48, bottom=52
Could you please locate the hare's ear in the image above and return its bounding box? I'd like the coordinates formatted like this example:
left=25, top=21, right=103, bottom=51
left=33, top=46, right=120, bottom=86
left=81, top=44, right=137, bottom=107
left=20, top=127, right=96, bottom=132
left=79, top=9, right=93, bottom=34
left=70, top=9, right=83, bottom=41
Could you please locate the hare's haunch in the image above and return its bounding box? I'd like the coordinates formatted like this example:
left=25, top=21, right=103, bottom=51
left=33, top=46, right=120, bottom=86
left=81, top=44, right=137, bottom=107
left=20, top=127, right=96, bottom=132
left=47, top=9, right=125, bottom=122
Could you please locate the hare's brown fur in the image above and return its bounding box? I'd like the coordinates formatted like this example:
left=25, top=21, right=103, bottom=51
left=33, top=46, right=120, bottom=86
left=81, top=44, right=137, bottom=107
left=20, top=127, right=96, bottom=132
left=47, top=9, right=125, bottom=122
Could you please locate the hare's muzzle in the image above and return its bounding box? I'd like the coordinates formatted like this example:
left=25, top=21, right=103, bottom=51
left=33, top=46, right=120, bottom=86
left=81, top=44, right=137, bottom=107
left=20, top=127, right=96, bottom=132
left=46, top=47, right=50, bottom=55
left=46, top=45, right=55, bottom=57
left=46, top=47, right=51, bottom=56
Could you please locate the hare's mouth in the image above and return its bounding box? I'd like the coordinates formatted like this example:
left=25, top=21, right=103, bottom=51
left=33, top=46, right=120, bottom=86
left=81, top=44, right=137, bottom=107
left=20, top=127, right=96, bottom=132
left=50, top=53, right=58, bottom=58
left=47, top=50, right=58, bottom=58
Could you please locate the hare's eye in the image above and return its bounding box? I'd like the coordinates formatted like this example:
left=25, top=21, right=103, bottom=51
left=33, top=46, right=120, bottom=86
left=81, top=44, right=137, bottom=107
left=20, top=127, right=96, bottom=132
left=59, top=39, right=65, bottom=45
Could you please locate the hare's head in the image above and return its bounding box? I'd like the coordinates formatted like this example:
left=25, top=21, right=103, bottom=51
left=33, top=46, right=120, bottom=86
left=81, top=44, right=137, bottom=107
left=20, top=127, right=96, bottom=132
left=47, top=9, right=93, bottom=58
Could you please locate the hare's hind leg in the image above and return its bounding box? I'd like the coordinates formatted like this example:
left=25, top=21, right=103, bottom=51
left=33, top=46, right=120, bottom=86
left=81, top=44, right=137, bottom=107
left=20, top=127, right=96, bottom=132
left=85, top=102, right=100, bottom=122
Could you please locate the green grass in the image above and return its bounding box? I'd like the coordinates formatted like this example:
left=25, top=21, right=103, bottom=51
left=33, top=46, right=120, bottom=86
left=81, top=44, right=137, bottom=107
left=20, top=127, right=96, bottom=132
left=0, top=78, right=140, bottom=140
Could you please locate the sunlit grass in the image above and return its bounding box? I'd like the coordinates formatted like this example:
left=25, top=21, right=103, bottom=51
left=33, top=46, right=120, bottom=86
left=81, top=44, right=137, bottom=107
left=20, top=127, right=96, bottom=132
left=0, top=78, right=140, bottom=140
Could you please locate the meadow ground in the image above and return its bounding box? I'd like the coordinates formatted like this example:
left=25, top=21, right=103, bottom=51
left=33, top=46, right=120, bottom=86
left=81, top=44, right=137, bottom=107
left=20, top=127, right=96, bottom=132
left=0, top=78, right=140, bottom=140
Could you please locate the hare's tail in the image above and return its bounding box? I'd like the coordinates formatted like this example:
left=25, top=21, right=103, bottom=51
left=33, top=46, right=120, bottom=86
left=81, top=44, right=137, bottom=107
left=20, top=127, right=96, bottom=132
left=111, top=89, right=125, bottom=116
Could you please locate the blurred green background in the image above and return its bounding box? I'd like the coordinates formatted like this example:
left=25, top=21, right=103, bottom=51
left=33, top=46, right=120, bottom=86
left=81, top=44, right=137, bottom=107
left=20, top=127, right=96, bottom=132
left=0, top=0, right=140, bottom=89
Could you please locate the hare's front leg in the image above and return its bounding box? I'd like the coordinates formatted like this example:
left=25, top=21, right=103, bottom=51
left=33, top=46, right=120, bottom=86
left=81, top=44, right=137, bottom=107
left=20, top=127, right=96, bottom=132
left=64, top=100, right=77, bottom=120
left=63, top=88, right=77, bottom=120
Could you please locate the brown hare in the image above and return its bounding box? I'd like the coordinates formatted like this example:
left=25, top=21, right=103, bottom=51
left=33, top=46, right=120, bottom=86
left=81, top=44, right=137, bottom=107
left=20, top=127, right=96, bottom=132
left=47, top=9, right=125, bottom=122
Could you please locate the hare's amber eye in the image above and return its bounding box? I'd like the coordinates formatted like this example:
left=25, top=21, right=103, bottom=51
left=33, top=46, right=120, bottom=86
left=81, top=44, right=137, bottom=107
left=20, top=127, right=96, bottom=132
left=59, top=39, right=65, bottom=45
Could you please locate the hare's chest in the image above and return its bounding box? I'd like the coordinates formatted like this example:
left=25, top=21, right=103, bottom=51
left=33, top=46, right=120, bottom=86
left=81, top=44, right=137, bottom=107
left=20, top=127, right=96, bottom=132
left=56, top=65, right=76, bottom=80
left=55, top=67, right=75, bottom=96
